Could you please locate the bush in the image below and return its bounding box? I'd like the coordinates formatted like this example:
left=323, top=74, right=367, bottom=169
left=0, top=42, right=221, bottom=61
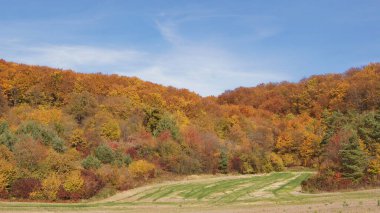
left=154, top=115, right=180, bottom=141
left=57, top=186, right=80, bottom=200
left=63, top=171, right=84, bottom=193
left=13, top=138, right=48, bottom=172
left=0, top=145, right=14, bottom=162
left=42, top=150, right=75, bottom=175
left=70, top=129, right=88, bottom=149
left=101, top=119, right=121, bottom=141
left=10, top=178, right=41, bottom=199
left=82, top=155, right=102, bottom=170
left=270, top=152, right=285, bottom=171
left=113, top=151, right=132, bottom=167
left=128, top=160, right=156, bottom=180
left=0, top=121, right=18, bottom=150
left=66, top=91, right=97, bottom=124
left=41, top=173, right=61, bottom=201
left=0, top=131, right=18, bottom=151
left=94, top=144, right=115, bottom=164
left=0, top=159, right=17, bottom=190
left=80, top=170, right=104, bottom=199
left=301, top=172, right=354, bottom=192
left=16, top=121, right=66, bottom=152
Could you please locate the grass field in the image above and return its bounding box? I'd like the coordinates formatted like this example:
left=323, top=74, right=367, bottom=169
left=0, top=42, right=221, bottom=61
left=1, top=171, right=380, bottom=212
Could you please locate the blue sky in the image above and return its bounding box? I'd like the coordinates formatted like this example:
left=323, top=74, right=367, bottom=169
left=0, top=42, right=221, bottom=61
left=1, top=0, right=379, bottom=96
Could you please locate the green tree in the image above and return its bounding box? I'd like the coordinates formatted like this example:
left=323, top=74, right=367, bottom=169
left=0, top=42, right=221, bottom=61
left=143, top=108, right=162, bottom=134
left=0, top=121, right=17, bottom=150
left=339, top=134, right=368, bottom=180
left=153, top=115, right=180, bottom=141
left=81, top=155, right=101, bottom=169
left=113, top=150, right=132, bottom=167
left=218, top=151, right=228, bottom=174
left=16, top=121, right=66, bottom=152
left=94, top=144, right=115, bottom=164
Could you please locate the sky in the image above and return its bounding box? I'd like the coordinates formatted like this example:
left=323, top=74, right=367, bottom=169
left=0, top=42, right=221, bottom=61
left=0, top=0, right=379, bottom=96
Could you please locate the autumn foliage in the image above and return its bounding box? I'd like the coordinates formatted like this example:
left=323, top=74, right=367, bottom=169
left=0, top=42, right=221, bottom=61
left=0, top=59, right=379, bottom=200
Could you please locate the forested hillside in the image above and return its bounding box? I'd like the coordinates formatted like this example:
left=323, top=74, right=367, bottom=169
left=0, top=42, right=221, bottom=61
left=0, top=59, right=379, bottom=200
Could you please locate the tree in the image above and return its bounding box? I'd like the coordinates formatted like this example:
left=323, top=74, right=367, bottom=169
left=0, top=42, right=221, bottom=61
left=42, top=150, right=75, bottom=175
left=153, top=115, right=180, bottom=141
left=70, top=128, right=88, bottom=149
left=63, top=171, right=84, bottom=193
left=0, top=159, right=17, bottom=192
left=218, top=151, right=228, bottom=174
left=81, top=155, right=101, bottom=170
left=128, top=160, right=156, bottom=180
left=94, top=144, right=115, bottom=164
left=13, top=138, right=47, bottom=172
left=367, top=155, right=380, bottom=176
left=101, top=119, right=121, bottom=141
left=41, top=173, right=61, bottom=200
left=0, top=91, right=8, bottom=115
left=339, top=135, right=368, bottom=180
left=0, top=121, right=17, bottom=150
left=16, top=121, right=66, bottom=152
left=66, top=91, right=97, bottom=124
left=143, top=108, right=162, bottom=134
left=10, top=178, right=41, bottom=199
left=270, top=152, right=285, bottom=171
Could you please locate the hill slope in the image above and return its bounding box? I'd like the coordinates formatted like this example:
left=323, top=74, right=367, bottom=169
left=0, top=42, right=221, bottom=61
left=0, top=59, right=379, bottom=201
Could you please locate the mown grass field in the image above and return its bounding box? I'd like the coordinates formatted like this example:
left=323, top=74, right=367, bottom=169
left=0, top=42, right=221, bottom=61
left=1, top=171, right=380, bottom=212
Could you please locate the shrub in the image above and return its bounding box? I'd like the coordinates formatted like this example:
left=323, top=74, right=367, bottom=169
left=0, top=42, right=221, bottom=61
left=82, top=155, right=102, bottom=170
left=13, top=138, right=48, bottom=172
left=41, top=173, right=61, bottom=200
left=0, top=159, right=17, bottom=190
left=10, top=178, right=41, bottom=199
left=70, top=129, right=88, bottom=148
left=94, top=144, right=115, bottom=164
left=80, top=170, right=104, bottom=199
left=154, top=115, right=180, bottom=141
left=128, top=160, right=156, bottom=180
left=42, top=150, right=75, bottom=175
left=113, top=151, right=132, bottom=167
left=101, top=119, right=121, bottom=141
left=63, top=170, right=84, bottom=193
left=301, top=172, right=355, bottom=192
left=66, top=91, right=97, bottom=124
left=270, top=152, right=285, bottom=171
left=0, top=145, right=14, bottom=162
left=218, top=151, right=228, bottom=174
left=16, top=121, right=66, bottom=152
left=0, top=131, right=18, bottom=151
left=0, top=174, right=8, bottom=196
left=241, top=162, right=254, bottom=174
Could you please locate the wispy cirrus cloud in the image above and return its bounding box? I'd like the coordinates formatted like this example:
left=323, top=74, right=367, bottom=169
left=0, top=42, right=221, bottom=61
left=0, top=22, right=286, bottom=96
left=0, top=8, right=287, bottom=96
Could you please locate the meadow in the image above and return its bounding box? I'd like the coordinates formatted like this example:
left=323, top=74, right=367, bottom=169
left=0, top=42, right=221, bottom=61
left=1, top=171, right=380, bottom=213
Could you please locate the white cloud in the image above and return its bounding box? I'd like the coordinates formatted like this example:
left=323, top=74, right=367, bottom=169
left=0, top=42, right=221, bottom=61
left=0, top=19, right=287, bottom=96
left=0, top=42, right=144, bottom=73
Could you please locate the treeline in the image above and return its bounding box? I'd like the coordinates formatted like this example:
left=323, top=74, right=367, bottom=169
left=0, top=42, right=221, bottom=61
left=0, top=59, right=379, bottom=200
left=219, top=64, right=380, bottom=116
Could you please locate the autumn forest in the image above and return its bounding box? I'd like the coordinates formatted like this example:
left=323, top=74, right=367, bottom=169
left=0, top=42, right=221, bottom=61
left=0, top=59, right=379, bottom=201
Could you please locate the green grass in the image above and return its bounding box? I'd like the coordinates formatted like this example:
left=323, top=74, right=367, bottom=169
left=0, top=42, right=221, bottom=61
left=1, top=171, right=379, bottom=212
